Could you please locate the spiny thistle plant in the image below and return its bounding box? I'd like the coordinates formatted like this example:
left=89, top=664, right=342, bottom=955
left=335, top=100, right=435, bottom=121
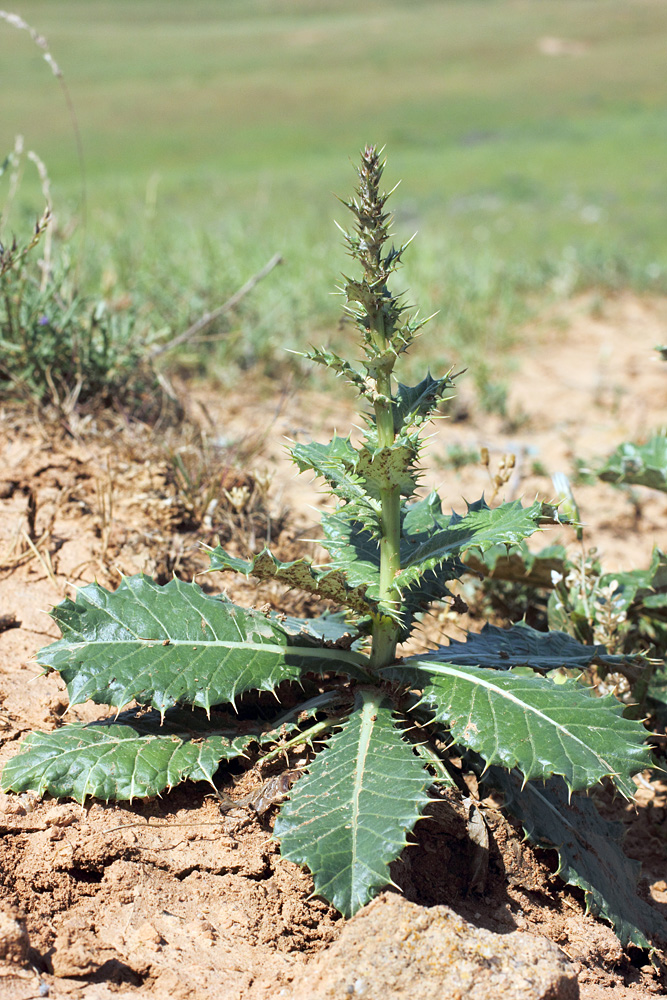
left=3, top=148, right=665, bottom=950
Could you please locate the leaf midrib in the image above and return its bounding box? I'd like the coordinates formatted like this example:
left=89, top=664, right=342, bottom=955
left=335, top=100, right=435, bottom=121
left=46, top=638, right=366, bottom=667
left=351, top=693, right=379, bottom=902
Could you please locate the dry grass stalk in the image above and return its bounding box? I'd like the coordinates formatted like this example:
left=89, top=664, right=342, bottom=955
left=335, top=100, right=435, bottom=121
left=150, top=253, right=283, bottom=358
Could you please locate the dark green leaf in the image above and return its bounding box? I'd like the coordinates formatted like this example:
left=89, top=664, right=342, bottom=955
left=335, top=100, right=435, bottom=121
left=392, top=373, right=454, bottom=432
left=273, top=612, right=363, bottom=648
left=385, top=659, right=652, bottom=791
left=1, top=693, right=347, bottom=804
left=321, top=507, right=463, bottom=640
left=275, top=688, right=431, bottom=917
left=395, top=496, right=544, bottom=592
left=208, top=546, right=377, bottom=616
left=320, top=511, right=381, bottom=595
left=427, top=622, right=632, bottom=673
left=40, top=575, right=368, bottom=714
left=489, top=769, right=667, bottom=951
left=1, top=714, right=253, bottom=803
left=289, top=437, right=380, bottom=520
left=291, top=435, right=417, bottom=503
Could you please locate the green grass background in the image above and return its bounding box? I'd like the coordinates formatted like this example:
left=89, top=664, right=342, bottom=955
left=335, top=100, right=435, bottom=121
left=2, top=0, right=667, bottom=382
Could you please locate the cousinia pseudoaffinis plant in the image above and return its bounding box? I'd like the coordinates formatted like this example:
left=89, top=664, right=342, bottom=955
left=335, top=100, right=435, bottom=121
left=3, top=147, right=665, bottom=951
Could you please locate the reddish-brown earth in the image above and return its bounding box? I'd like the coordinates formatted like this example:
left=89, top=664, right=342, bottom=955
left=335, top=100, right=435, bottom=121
left=0, top=292, right=666, bottom=999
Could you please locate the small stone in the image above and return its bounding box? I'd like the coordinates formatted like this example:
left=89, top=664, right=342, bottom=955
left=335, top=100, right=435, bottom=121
left=288, top=893, right=579, bottom=1000
left=0, top=908, right=30, bottom=965
left=133, top=921, right=164, bottom=946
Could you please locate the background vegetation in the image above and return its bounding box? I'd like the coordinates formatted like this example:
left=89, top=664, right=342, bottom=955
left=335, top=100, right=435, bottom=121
left=2, top=0, right=667, bottom=381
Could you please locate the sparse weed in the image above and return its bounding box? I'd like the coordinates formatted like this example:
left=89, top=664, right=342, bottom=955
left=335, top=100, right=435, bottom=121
left=0, top=226, right=171, bottom=421
left=0, top=15, right=171, bottom=424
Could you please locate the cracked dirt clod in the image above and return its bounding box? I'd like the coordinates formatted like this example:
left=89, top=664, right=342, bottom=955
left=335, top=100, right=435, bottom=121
left=0, top=907, right=30, bottom=966
left=288, top=893, right=579, bottom=1000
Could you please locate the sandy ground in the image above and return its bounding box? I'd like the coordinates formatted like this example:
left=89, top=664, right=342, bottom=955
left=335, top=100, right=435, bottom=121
left=0, top=292, right=666, bottom=999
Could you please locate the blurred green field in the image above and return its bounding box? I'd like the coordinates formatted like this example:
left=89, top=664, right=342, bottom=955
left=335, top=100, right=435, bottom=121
left=2, top=0, right=667, bottom=384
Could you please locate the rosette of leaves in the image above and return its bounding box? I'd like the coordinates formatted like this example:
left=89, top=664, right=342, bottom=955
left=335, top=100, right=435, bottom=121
left=3, top=148, right=663, bottom=950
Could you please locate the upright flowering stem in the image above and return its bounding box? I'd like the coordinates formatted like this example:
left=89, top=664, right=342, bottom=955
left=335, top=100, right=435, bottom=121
left=366, top=345, right=401, bottom=670
left=341, top=147, right=413, bottom=670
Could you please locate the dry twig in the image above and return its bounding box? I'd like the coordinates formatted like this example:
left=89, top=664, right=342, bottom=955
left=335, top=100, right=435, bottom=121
left=150, top=252, right=283, bottom=358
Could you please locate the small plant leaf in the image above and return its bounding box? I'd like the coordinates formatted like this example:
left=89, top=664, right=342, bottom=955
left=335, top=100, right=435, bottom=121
left=289, top=437, right=381, bottom=521
left=600, top=548, right=667, bottom=617
left=392, top=373, right=454, bottom=432
left=598, top=434, right=667, bottom=492
left=427, top=622, right=632, bottom=673
left=323, top=496, right=528, bottom=638
left=40, top=575, right=367, bottom=714
left=291, top=435, right=416, bottom=502
left=321, top=509, right=463, bottom=639
left=385, top=659, right=652, bottom=791
left=302, top=346, right=369, bottom=394
left=395, top=496, right=544, bottom=592
left=355, top=443, right=417, bottom=497
left=274, top=612, right=363, bottom=648
left=320, top=511, right=381, bottom=595
left=1, top=712, right=254, bottom=803
left=274, top=687, right=431, bottom=917
left=489, top=769, right=667, bottom=951
left=208, top=546, right=378, bottom=616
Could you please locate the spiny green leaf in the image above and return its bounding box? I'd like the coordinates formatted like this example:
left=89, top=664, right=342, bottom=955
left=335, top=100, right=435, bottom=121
left=428, top=622, right=633, bottom=674
left=489, top=769, right=667, bottom=951
left=321, top=504, right=465, bottom=640
left=208, top=546, right=378, bottom=616
left=1, top=712, right=254, bottom=803
left=1, top=695, right=342, bottom=804
left=323, top=494, right=466, bottom=595
left=398, top=568, right=461, bottom=641
left=395, top=495, right=544, bottom=592
left=40, top=575, right=368, bottom=714
left=356, top=443, right=417, bottom=497
left=289, top=437, right=380, bottom=520
left=600, top=548, right=667, bottom=616
left=392, top=373, right=454, bottom=432
left=302, top=346, right=369, bottom=394
left=599, top=434, right=667, bottom=492
left=320, top=511, right=381, bottom=596
left=272, top=612, right=363, bottom=648
left=384, top=659, right=652, bottom=791
left=274, top=688, right=431, bottom=917
left=291, top=435, right=416, bottom=503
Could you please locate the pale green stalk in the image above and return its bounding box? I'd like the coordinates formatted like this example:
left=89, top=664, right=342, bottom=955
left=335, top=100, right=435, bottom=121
left=370, top=354, right=402, bottom=670
left=341, top=146, right=412, bottom=671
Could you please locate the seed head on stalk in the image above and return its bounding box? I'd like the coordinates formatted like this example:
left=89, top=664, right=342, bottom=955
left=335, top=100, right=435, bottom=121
left=340, top=145, right=427, bottom=385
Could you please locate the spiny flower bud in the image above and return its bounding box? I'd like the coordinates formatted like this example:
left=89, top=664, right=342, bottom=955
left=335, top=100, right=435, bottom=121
left=341, top=145, right=419, bottom=371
